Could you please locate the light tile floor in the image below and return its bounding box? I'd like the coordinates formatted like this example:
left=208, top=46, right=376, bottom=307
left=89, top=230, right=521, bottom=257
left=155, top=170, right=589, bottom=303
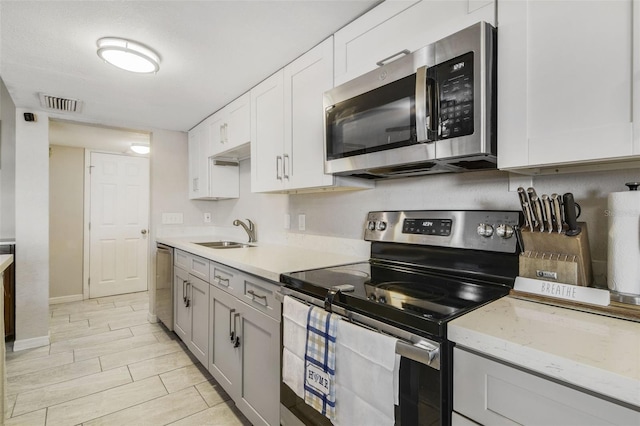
left=5, top=291, right=252, bottom=425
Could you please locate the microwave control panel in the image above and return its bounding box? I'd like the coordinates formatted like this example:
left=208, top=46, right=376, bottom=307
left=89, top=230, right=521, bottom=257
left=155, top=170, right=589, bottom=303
left=436, top=52, right=474, bottom=139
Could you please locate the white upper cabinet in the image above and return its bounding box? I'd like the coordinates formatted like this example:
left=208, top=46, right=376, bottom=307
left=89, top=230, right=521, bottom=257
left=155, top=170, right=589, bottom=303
left=188, top=123, right=209, bottom=200
left=250, top=69, right=285, bottom=193
left=334, top=0, right=495, bottom=85
left=498, top=0, right=639, bottom=172
left=209, top=92, right=251, bottom=158
left=251, top=37, right=373, bottom=193
left=188, top=119, right=239, bottom=200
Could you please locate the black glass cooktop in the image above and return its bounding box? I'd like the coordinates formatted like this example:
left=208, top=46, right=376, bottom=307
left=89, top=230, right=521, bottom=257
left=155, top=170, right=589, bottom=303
left=280, top=261, right=511, bottom=338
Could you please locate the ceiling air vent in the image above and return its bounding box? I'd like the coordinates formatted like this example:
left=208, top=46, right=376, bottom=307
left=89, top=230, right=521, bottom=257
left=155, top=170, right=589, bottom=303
left=39, top=93, right=83, bottom=113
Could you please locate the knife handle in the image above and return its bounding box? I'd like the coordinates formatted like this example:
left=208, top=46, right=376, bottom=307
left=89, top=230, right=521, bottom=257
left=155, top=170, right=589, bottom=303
left=531, top=195, right=545, bottom=232
left=522, top=201, right=534, bottom=232
left=563, top=193, right=581, bottom=236
left=517, top=187, right=532, bottom=230
left=541, top=194, right=553, bottom=233
left=550, top=193, right=563, bottom=233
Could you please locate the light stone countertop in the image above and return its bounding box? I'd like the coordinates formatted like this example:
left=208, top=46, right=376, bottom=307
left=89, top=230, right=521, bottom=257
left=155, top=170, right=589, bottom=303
left=449, top=296, right=640, bottom=409
left=155, top=236, right=368, bottom=282
left=0, top=254, right=13, bottom=274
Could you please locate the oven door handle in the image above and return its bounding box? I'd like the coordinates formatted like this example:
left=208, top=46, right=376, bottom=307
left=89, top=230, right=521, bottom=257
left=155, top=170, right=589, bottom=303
left=277, top=288, right=441, bottom=370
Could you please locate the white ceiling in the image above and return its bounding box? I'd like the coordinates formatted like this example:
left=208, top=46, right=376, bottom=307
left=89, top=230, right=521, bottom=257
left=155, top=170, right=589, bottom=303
left=1, top=0, right=381, bottom=133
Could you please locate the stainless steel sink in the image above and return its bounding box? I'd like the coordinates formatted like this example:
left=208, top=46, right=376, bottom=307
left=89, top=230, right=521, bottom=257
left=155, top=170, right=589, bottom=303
left=194, top=241, right=253, bottom=249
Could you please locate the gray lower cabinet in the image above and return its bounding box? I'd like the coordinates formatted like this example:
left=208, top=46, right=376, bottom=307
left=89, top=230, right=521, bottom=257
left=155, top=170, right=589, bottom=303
left=208, top=263, right=281, bottom=426
left=173, top=264, right=209, bottom=366
left=453, top=347, right=640, bottom=425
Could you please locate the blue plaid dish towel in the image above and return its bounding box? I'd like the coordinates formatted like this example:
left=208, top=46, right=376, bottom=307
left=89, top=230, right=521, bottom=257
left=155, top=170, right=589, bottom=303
left=304, top=306, right=338, bottom=420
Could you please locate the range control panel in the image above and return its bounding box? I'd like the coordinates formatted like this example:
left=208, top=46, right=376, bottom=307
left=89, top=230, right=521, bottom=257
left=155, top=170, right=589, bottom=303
left=364, top=210, right=521, bottom=253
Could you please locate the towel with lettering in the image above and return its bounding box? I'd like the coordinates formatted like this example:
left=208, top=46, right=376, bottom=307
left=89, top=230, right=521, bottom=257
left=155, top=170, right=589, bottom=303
left=304, top=305, right=339, bottom=421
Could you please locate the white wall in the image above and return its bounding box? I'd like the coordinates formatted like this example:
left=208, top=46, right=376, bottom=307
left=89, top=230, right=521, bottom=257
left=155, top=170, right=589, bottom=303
left=0, top=78, right=16, bottom=239
left=49, top=145, right=84, bottom=301
left=14, top=108, right=50, bottom=350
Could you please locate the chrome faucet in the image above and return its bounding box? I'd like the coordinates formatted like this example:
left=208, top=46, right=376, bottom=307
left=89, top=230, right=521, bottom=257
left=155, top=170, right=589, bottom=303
left=233, top=219, right=256, bottom=243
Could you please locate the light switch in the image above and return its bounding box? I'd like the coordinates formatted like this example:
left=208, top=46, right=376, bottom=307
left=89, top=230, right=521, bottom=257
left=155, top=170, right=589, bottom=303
left=162, top=213, right=183, bottom=224
left=284, top=214, right=291, bottom=229
left=298, top=214, right=306, bottom=231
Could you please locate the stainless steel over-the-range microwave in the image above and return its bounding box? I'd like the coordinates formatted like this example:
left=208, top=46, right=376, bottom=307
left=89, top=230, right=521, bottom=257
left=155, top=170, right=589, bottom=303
left=324, top=21, right=497, bottom=179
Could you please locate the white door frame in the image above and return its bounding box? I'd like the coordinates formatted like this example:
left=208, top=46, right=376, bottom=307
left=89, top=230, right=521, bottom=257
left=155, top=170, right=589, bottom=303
left=82, top=149, right=151, bottom=300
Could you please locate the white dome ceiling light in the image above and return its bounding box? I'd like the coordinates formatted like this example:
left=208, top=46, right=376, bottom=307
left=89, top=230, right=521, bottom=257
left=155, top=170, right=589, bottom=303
left=130, top=143, right=150, bottom=154
left=97, top=37, right=160, bottom=74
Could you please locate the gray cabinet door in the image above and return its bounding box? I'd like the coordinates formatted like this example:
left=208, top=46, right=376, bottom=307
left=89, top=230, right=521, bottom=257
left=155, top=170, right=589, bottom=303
left=209, top=285, right=241, bottom=401
left=173, top=266, right=190, bottom=343
left=188, top=275, right=209, bottom=366
left=237, top=302, right=280, bottom=426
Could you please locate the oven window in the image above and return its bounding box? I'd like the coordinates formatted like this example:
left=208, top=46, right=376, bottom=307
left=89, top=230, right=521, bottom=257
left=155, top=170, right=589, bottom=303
left=281, top=356, right=442, bottom=425
left=326, top=74, right=417, bottom=160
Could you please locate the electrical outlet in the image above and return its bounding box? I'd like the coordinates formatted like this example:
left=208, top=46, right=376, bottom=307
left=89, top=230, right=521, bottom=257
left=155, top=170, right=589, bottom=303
left=284, top=214, right=291, bottom=230
left=203, top=212, right=212, bottom=223
left=298, top=214, right=306, bottom=231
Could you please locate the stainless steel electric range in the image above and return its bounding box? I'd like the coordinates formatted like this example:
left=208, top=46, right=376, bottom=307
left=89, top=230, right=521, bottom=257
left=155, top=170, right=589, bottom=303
left=279, top=210, right=521, bottom=426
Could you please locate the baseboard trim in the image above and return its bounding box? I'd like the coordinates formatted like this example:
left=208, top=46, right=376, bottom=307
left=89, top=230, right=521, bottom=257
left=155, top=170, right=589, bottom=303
left=13, top=334, right=50, bottom=352
left=49, top=294, right=84, bottom=305
left=147, top=312, right=158, bottom=323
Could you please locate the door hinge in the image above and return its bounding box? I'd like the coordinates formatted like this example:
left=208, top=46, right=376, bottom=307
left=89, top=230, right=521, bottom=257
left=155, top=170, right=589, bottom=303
left=88, top=277, right=91, bottom=285
left=88, top=222, right=91, bottom=230
left=89, top=165, right=94, bottom=174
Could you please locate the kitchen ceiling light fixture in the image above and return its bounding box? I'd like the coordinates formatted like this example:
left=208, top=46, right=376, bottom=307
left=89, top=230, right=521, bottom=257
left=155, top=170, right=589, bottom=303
left=97, top=37, right=160, bottom=73
left=130, top=143, right=150, bottom=154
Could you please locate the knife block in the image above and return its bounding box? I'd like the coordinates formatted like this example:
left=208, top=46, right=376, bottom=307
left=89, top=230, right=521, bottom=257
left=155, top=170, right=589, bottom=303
left=519, top=223, right=593, bottom=286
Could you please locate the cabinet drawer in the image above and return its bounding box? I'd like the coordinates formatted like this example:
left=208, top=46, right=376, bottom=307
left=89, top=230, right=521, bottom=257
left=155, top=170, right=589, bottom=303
left=210, top=263, right=239, bottom=294
left=453, top=348, right=640, bottom=425
left=175, top=249, right=190, bottom=270
left=189, top=254, right=210, bottom=282
left=175, top=250, right=210, bottom=281
left=239, top=275, right=281, bottom=321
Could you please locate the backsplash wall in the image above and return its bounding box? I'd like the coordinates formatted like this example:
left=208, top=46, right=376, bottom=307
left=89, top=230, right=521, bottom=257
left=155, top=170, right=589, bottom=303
left=206, top=159, right=640, bottom=286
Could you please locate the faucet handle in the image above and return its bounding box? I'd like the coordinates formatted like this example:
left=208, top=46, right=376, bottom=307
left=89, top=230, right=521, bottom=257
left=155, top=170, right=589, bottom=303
left=246, top=219, right=254, bottom=230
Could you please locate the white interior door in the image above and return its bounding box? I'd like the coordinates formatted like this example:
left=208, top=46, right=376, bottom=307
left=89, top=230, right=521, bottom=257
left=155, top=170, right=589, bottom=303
left=89, top=152, right=149, bottom=298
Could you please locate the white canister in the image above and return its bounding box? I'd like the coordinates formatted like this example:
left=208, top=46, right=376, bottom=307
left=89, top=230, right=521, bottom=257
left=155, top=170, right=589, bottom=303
left=607, top=182, right=640, bottom=295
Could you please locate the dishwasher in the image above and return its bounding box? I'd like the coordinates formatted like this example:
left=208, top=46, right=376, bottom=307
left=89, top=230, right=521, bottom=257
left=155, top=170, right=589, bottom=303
left=155, top=243, right=174, bottom=330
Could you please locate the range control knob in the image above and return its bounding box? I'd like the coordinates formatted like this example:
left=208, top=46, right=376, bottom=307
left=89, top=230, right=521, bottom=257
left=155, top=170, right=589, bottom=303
left=376, top=221, right=387, bottom=231
left=377, top=295, right=387, bottom=304
left=367, top=220, right=376, bottom=231
left=496, top=224, right=514, bottom=239
left=477, top=223, right=494, bottom=237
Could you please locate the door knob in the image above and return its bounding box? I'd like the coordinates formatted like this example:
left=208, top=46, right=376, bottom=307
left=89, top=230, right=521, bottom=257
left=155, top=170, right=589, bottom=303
left=141, top=229, right=147, bottom=235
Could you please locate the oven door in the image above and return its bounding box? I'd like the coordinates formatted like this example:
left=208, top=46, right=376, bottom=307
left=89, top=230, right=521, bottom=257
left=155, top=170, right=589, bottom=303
left=277, top=288, right=449, bottom=426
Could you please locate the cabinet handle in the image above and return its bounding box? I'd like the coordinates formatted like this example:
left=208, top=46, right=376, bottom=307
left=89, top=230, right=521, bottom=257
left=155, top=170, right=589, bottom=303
left=224, top=123, right=229, bottom=144
left=185, top=282, right=191, bottom=308
left=214, top=274, right=230, bottom=287
left=229, top=308, right=236, bottom=341
left=276, top=156, right=283, bottom=180
left=193, top=177, right=199, bottom=192
left=376, top=49, right=410, bottom=67
left=283, top=154, right=290, bottom=180
left=233, top=313, right=241, bottom=348
left=247, top=289, right=267, bottom=303
left=182, top=279, right=188, bottom=304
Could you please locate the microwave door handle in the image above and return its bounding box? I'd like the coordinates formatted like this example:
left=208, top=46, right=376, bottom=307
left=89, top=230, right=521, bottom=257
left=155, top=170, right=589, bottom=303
left=415, top=66, right=429, bottom=142
left=427, top=67, right=439, bottom=141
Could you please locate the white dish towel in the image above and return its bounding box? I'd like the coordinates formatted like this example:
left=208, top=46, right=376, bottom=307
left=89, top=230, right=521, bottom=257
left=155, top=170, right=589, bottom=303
left=282, top=296, right=310, bottom=399
left=334, top=320, right=400, bottom=426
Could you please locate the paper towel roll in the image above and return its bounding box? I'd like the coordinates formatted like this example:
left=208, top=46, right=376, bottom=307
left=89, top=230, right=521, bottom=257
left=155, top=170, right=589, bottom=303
left=608, top=190, right=640, bottom=295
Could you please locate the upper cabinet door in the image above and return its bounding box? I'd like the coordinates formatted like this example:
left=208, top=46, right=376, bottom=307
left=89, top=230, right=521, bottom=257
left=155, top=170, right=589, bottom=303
left=208, top=111, right=226, bottom=157
left=188, top=123, right=208, bottom=200
left=250, top=70, right=285, bottom=193
left=225, top=92, right=251, bottom=151
left=283, top=37, right=334, bottom=191
left=334, top=0, right=495, bottom=85
left=498, top=0, right=636, bottom=171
